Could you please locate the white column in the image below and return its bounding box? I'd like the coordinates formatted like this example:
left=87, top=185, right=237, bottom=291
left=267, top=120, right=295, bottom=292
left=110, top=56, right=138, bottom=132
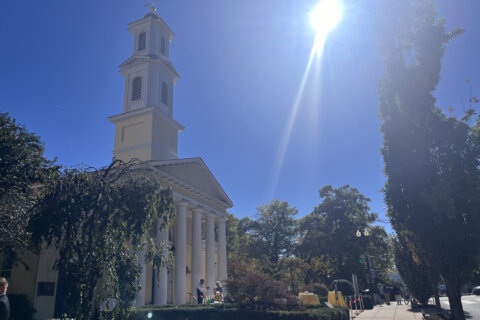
left=135, top=249, right=147, bottom=306
left=154, top=229, right=168, bottom=305
left=217, top=218, right=227, bottom=282
left=206, top=214, right=215, bottom=296
left=191, top=208, right=202, bottom=301
left=174, top=203, right=187, bottom=304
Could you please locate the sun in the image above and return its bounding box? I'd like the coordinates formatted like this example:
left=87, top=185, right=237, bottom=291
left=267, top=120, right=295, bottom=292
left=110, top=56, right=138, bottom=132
left=309, top=0, right=343, bottom=38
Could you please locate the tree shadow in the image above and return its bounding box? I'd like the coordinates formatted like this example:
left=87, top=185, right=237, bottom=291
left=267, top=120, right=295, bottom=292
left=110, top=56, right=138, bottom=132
left=396, top=303, right=472, bottom=319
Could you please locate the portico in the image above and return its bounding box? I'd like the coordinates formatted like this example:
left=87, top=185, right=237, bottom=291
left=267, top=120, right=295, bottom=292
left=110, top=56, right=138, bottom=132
left=129, top=158, right=231, bottom=306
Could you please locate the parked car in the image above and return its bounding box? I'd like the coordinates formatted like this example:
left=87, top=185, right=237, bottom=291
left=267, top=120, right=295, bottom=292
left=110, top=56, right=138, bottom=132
left=473, top=286, right=480, bottom=295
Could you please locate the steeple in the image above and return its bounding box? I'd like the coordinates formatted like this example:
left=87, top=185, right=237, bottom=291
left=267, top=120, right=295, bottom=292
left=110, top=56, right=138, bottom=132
left=109, top=9, right=184, bottom=162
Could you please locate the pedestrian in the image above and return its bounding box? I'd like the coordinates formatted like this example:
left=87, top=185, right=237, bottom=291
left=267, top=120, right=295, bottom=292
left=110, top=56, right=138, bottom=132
left=215, top=281, right=223, bottom=294
left=393, top=286, right=402, bottom=305
left=384, top=287, right=391, bottom=305
left=196, top=279, right=209, bottom=304
left=0, top=278, right=10, bottom=320
left=215, top=281, right=223, bottom=302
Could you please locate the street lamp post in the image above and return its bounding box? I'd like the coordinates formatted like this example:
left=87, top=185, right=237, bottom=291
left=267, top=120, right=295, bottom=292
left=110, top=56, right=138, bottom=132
left=356, top=228, right=378, bottom=304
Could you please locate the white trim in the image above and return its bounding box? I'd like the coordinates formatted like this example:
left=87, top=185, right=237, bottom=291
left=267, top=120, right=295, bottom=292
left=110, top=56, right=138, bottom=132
left=119, top=55, right=180, bottom=80
left=128, top=13, right=175, bottom=40
left=172, top=191, right=225, bottom=217
left=109, top=105, right=184, bottom=131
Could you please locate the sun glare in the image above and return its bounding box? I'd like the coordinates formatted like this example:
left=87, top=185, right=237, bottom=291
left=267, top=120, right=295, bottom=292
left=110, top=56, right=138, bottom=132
left=269, top=1, right=343, bottom=198
left=310, top=0, right=343, bottom=39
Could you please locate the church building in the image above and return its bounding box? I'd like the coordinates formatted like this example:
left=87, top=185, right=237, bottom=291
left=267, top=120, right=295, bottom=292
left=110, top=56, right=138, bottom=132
left=4, top=7, right=232, bottom=319
left=108, top=6, right=232, bottom=307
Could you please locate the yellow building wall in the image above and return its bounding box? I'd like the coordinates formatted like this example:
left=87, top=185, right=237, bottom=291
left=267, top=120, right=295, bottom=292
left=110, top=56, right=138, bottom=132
left=112, top=109, right=179, bottom=162
left=115, top=146, right=152, bottom=163
left=113, top=112, right=154, bottom=162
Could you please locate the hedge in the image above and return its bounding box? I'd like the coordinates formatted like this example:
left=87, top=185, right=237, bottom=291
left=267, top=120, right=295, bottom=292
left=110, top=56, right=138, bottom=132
left=128, top=304, right=349, bottom=320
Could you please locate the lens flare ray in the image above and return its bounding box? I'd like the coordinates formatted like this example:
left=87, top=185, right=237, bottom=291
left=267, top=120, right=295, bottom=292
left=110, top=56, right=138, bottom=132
left=268, top=0, right=343, bottom=199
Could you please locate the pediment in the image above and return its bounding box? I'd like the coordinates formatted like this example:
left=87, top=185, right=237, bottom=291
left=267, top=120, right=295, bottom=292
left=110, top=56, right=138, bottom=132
left=144, top=158, right=233, bottom=209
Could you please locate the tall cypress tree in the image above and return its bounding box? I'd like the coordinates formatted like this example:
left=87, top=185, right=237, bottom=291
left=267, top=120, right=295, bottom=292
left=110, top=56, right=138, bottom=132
left=375, top=1, right=480, bottom=319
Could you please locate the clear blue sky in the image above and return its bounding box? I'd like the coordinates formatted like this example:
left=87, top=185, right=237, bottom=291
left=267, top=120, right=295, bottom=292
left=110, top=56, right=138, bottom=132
left=1, top=1, right=479, bottom=232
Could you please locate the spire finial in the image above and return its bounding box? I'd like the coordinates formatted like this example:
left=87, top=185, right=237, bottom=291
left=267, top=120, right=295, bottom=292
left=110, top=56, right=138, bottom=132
left=144, top=2, right=158, bottom=14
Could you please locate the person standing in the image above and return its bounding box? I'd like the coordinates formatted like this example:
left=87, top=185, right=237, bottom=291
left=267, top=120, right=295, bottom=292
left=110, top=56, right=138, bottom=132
left=0, top=278, right=10, bottom=320
left=215, top=281, right=223, bottom=294
left=196, top=279, right=208, bottom=304
left=215, top=281, right=223, bottom=302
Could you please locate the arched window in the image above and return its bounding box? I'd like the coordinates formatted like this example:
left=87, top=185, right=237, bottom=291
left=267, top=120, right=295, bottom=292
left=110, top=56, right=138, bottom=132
left=131, top=76, right=142, bottom=101
left=138, top=32, right=146, bottom=51
left=161, top=81, right=168, bottom=105
left=161, top=37, right=166, bottom=55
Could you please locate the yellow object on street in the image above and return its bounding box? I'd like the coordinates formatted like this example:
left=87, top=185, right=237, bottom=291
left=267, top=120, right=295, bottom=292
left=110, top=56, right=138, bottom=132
left=298, top=292, right=320, bottom=305
left=328, top=291, right=347, bottom=307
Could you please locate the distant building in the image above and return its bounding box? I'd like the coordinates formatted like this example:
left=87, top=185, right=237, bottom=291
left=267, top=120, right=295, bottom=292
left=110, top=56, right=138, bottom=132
left=3, top=8, right=232, bottom=319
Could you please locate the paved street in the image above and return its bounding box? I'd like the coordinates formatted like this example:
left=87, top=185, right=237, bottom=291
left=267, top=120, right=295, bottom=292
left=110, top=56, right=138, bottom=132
left=436, top=295, right=480, bottom=319
left=353, top=295, right=480, bottom=320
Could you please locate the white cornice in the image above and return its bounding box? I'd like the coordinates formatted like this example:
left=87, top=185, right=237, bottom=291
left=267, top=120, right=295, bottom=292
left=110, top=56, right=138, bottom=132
left=108, top=105, right=184, bottom=132
left=172, top=191, right=225, bottom=218
left=128, top=13, right=175, bottom=40
left=119, top=55, right=179, bottom=80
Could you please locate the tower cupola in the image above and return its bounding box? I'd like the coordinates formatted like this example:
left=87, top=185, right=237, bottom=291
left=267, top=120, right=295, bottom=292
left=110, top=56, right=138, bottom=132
left=109, top=9, right=184, bottom=162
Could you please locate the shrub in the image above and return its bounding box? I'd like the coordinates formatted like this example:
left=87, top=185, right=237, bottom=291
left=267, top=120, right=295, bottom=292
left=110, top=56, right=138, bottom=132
left=300, top=283, right=328, bottom=296
left=8, top=294, right=36, bottom=320
left=225, top=264, right=299, bottom=310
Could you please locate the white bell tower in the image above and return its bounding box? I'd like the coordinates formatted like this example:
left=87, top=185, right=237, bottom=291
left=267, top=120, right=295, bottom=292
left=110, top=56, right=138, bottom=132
left=109, top=8, right=184, bottom=162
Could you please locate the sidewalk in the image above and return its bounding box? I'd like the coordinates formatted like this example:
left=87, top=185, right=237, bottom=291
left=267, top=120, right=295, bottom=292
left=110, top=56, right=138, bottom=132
left=352, top=303, right=424, bottom=320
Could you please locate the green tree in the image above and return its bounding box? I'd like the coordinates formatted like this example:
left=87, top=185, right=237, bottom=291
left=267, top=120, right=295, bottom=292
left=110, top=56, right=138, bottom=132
left=226, top=212, right=253, bottom=262
left=248, top=200, right=298, bottom=279
left=0, top=113, right=58, bottom=258
left=393, top=237, right=433, bottom=306
left=298, top=185, right=392, bottom=289
left=29, top=161, right=175, bottom=319
left=375, top=1, right=480, bottom=318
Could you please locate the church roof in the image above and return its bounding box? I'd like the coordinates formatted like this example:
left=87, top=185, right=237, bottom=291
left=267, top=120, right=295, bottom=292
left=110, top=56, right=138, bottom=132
left=135, top=158, right=233, bottom=211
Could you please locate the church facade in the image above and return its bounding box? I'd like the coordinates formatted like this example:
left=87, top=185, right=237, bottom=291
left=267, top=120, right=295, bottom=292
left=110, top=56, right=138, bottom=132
left=4, top=8, right=232, bottom=319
